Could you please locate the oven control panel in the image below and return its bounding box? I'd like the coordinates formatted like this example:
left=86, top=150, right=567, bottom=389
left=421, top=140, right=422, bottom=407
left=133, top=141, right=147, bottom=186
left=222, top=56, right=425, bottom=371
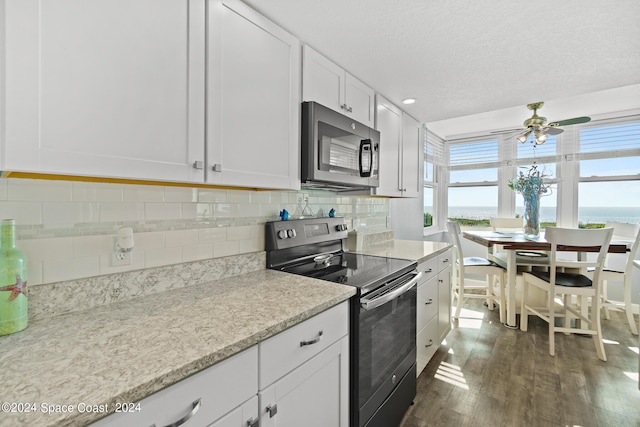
left=265, top=217, right=349, bottom=250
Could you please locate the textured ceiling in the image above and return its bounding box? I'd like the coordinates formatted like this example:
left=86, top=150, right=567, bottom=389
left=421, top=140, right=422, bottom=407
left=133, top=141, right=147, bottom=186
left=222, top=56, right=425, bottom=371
left=242, top=0, right=640, bottom=136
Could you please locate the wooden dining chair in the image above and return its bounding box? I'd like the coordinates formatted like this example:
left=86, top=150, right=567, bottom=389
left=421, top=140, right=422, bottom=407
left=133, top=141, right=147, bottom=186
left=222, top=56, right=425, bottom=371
left=586, top=221, right=640, bottom=335
left=447, top=221, right=506, bottom=322
left=520, top=226, right=614, bottom=361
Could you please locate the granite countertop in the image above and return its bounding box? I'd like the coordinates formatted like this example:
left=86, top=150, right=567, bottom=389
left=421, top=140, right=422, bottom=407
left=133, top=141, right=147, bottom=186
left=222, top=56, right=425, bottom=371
left=0, top=269, right=355, bottom=427
left=354, top=239, right=452, bottom=264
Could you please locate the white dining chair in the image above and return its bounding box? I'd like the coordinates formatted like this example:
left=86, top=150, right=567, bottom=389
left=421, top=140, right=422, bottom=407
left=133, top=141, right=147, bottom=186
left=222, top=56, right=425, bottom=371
left=489, top=217, right=549, bottom=269
left=447, top=221, right=507, bottom=322
left=520, top=226, right=613, bottom=361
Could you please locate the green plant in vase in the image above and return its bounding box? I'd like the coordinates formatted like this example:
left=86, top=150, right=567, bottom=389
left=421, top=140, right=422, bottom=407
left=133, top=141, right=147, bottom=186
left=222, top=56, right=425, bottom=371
left=508, top=165, right=551, bottom=237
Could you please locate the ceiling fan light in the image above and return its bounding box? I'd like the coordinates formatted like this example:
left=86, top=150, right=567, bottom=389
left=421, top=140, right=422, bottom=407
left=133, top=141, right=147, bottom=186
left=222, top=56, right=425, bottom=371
left=535, top=132, right=548, bottom=144
left=517, top=131, right=530, bottom=144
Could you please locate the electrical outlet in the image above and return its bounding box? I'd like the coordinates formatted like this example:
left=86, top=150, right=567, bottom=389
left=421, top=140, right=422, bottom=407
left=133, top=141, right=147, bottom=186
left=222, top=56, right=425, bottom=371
left=111, top=251, right=132, bottom=267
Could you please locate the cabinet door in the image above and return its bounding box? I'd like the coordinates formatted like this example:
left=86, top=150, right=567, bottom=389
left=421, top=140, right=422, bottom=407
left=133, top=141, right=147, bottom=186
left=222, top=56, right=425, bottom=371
left=3, top=0, right=206, bottom=182
left=302, top=45, right=345, bottom=114
left=344, top=73, right=375, bottom=127
left=401, top=113, right=423, bottom=198
left=438, top=265, right=452, bottom=342
left=260, top=336, right=349, bottom=427
left=373, top=95, right=402, bottom=197
left=207, top=0, right=301, bottom=190
left=209, top=396, right=259, bottom=427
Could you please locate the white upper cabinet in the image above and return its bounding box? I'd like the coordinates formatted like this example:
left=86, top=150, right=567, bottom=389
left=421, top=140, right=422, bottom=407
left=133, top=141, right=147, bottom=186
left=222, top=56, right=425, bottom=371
left=207, top=0, right=301, bottom=189
left=374, top=95, right=423, bottom=197
left=2, top=0, right=206, bottom=183
left=401, top=113, right=423, bottom=198
left=302, top=45, right=374, bottom=127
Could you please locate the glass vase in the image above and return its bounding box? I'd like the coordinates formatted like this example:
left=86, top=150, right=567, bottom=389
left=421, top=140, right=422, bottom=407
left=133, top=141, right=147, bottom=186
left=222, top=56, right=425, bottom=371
left=522, top=192, right=541, bottom=238
left=0, top=219, right=28, bottom=336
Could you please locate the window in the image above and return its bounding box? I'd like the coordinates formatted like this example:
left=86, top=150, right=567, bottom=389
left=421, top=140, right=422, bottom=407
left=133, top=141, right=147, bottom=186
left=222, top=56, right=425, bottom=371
left=577, top=118, right=640, bottom=227
left=447, top=138, right=499, bottom=226
left=424, top=129, right=443, bottom=229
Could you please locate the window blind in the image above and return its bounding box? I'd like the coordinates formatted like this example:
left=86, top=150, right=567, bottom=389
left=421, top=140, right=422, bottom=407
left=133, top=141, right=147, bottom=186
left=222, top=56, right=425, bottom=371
left=449, top=139, right=498, bottom=167
left=579, top=119, right=640, bottom=157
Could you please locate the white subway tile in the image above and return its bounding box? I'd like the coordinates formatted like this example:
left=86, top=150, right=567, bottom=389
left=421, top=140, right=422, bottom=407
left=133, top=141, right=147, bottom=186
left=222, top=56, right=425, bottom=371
left=239, top=238, right=262, bottom=253
left=165, top=229, right=198, bottom=247
left=73, top=235, right=112, bottom=257
left=124, top=185, right=165, bottom=202
left=133, top=231, right=165, bottom=250
left=164, top=187, right=197, bottom=203
left=0, top=180, right=7, bottom=200
left=196, top=203, right=214, bottom=219
left=26, top=261, right=43, bottom=286
left=43, top=256, right=100, bottom=283
left=144, top=203, right=182, bottom=220
left=250, top=191, right=271, bottom=203
left=199, top=227, right=226, bottom=244
left=213, top=241, right=239, bottom=258
left=0, top=201, right=43, bottom=225
left=214, top=203, right=238, bottom=218
left=18, top=237, right=74, bottom=261
left=227, top=226, right=251, bottom=241
left=72, top=182, right=123, bottom=202
left=42, top=202, right=90, bottom=226
left=182, top=244, right=213, bottom=262
left=99, top=202, right=145, bottom=222
left=7, top=179, right=72, bottom=202
left=145, top=247, right=182, bottom=268
left=198, top=188, right=227, bottom=203
left=227, top=190, right=251, bottom=203
left=237, top=203, right=257, bottom=217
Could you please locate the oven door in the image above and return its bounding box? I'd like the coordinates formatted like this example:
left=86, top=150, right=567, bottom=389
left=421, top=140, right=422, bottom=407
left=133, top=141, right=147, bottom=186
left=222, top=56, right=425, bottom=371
left=356, top=271, right=420, bottom=426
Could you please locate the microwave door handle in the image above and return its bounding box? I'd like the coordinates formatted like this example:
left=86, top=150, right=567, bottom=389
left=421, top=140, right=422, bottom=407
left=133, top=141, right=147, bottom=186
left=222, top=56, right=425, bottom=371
left=359, top=139, right=373, bottom=177
left=360, top=271, right=422, bottom=311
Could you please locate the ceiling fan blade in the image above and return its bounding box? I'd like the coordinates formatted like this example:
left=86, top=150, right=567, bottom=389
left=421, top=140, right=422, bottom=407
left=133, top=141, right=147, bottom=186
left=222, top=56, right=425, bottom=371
left=548, top=116, right=591, bottom=127
left=546, top=127, right=564, bottom=135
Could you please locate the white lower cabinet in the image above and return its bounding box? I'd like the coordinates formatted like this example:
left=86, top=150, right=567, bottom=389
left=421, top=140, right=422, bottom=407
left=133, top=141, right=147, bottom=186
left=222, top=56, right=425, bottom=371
left=90, top=301, right=349, bottom=427
left=415, top=249, right=452, bottom=376
left=90, top=345, right=259, bottom=427
left=259, top=302, right=350, bottom=427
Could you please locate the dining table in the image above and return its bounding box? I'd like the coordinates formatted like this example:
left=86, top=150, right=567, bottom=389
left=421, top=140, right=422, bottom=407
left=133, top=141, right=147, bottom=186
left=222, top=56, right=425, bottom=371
left=462, top=230, right=630, bottom=328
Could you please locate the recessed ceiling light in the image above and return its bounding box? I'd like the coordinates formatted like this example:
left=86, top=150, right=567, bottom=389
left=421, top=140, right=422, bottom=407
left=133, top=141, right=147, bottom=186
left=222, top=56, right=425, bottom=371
left=402, top=98, right=416, bottom=105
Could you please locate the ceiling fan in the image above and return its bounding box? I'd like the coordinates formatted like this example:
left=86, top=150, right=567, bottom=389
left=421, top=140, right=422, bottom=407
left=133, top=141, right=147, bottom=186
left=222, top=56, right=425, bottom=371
left=494, top=102, right=591, bottom=144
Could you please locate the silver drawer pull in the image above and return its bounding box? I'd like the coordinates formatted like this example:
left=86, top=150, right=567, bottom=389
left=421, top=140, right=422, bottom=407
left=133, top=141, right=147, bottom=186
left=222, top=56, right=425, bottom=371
left=442, top=258, right=450, bottom=263
left=424, top=268, right=433, bottom=273
left=300, top=330, right=323, bottom=347
left=266, top=403, right=278, bottom=418
left=151, top=398, right=201, bottom=427
left=425, top=298, right=434, bottom=305
left=247, top=417, right=259, bottom=427
left=425, top=339, right=434, bottom=348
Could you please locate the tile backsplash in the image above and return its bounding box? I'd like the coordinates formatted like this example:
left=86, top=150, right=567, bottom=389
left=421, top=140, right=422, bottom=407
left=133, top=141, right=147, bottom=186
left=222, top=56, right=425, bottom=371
left=0, top=178, right=389, bottom=285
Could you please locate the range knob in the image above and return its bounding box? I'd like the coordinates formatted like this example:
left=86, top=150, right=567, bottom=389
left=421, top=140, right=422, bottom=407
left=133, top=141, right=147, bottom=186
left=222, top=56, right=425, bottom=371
left=336, top=224, right=348, bottom=232
left=277, top=230, right=288, bottom=240
left=287, top=229, right=297, bottom=238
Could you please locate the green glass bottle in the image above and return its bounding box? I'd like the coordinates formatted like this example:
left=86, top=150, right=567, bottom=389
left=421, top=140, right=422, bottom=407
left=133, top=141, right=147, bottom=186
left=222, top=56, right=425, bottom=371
left=0, top=219, right=28, bottom=336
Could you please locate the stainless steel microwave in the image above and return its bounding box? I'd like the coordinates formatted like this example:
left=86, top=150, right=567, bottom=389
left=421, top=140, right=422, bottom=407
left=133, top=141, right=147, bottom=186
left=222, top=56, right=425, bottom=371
left=301, top=101, right=380, bottom=191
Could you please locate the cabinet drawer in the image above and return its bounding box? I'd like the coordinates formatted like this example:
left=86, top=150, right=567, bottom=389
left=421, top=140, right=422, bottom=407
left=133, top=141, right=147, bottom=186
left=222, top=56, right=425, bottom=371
left=416, top=316, right=439, bottom=376
left=259, top=301, right=348, bottom=388
left=91, top=346, right=258, bottom=427
left=417, top=257, right=438, bottom=284
left=438, top=249, right=452, bottom=272
left=417, top=279, right=437, bottom=330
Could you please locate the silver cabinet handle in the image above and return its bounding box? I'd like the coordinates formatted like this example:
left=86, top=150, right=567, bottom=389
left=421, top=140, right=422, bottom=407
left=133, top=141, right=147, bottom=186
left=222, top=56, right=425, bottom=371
left=192, top=161, right=204, bottom=170
left=340, top=103, right=347, bottom=110
left=150, top=398, right=201, bottom=427
left=425, top=298, right=434, bottom=305
left=442, top=258, right=450, bottom=263
left=300, top=330, right=323, bottom=347
left=266, top=403, right=278, bottom=418
left=247, top=417, right=259, bottom=427
left=424, top=268, right=433, bottom=273
left=212, top=163, right=222, bottom=172
left=347, top=106, right=353, bottom=113
left=425, top=339, right=434, bottom=348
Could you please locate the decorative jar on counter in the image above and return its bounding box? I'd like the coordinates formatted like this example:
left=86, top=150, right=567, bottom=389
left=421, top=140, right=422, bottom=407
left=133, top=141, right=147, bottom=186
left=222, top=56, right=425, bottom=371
left=0, top=219, right=28, bottom=336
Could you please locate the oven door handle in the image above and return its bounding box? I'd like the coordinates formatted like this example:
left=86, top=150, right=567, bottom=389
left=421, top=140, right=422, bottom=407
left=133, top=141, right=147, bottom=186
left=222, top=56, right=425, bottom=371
left=360, top=271, right=422, bottom=311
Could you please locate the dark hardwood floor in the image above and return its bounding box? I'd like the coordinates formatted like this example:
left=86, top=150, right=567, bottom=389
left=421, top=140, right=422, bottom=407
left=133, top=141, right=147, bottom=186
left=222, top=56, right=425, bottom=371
left=401, top=299, right=640, bottom=427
